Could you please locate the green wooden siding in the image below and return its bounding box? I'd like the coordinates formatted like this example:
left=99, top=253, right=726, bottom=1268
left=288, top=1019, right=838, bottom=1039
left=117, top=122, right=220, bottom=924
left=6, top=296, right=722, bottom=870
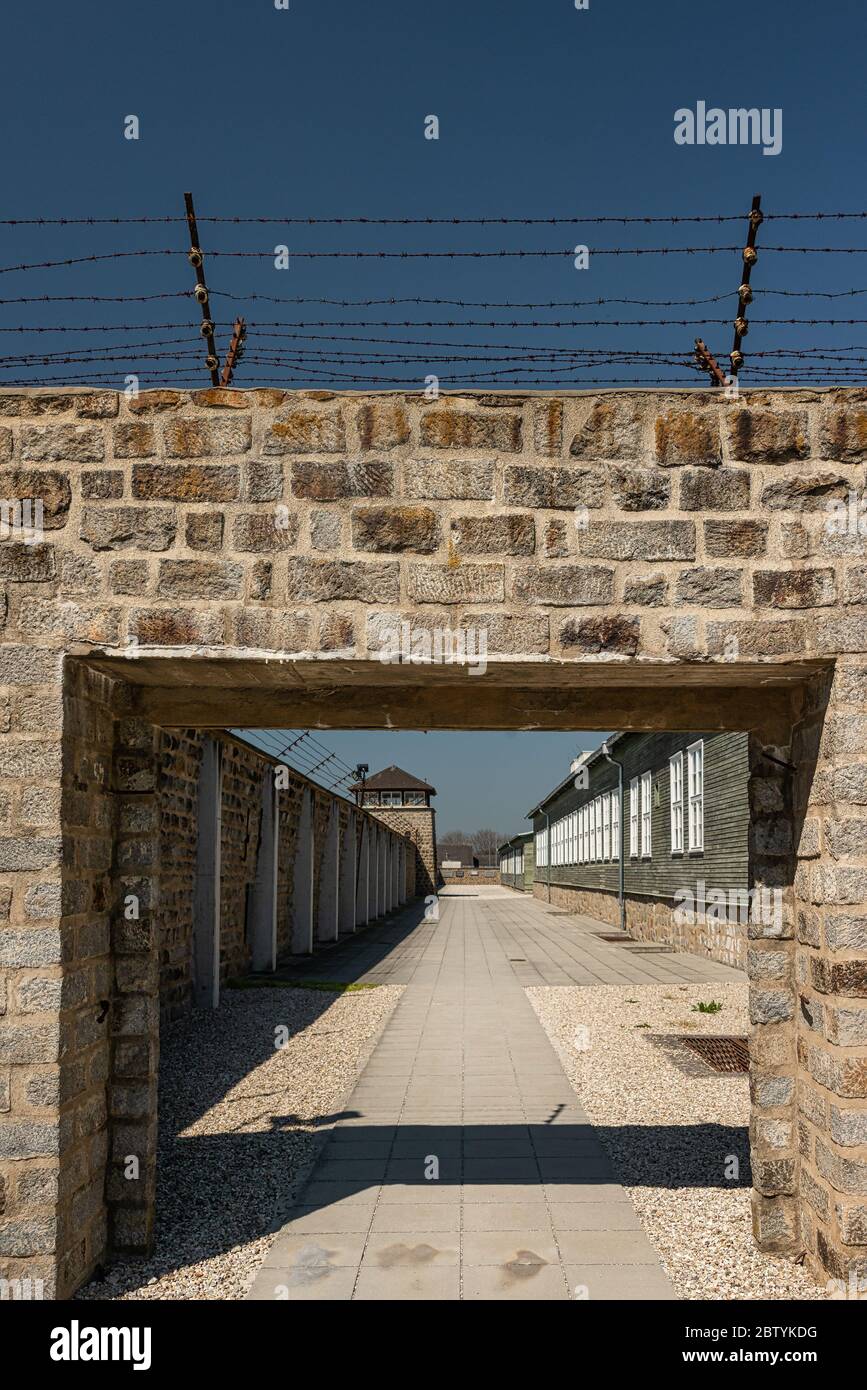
left=531, top=731, right=749, bottom=904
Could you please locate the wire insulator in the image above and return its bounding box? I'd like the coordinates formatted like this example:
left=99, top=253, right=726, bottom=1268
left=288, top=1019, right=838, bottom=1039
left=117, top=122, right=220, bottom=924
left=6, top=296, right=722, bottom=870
left=734, top=317, right=749, bottom=336
left=738, top=284, right=753, bottom=303
left=743, top=246, right=758, bottom=266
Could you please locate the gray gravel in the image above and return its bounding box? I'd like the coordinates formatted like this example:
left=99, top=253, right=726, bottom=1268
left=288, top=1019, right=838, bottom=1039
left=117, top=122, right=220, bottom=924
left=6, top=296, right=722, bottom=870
left=77, top=982, right=402, bottom=1301
left=527, top=981, right=826, bottom=1302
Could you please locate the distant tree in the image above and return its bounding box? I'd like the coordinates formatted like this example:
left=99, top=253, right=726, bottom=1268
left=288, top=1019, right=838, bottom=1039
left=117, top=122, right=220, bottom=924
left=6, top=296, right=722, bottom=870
left=472, top=827, right=502, bottom=856
left=439, top=828, right=468, bottom=844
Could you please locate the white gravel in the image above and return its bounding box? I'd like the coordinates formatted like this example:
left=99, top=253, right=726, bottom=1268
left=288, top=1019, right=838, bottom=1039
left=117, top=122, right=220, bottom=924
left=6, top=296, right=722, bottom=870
left=77, top=982, right=402, bottom=1301
left=526, top=981, right=826, bottom=1302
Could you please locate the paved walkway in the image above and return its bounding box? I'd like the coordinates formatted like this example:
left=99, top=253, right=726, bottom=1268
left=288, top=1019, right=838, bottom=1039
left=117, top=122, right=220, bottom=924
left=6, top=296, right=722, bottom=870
left=249, top=887, right=742, bottom=1301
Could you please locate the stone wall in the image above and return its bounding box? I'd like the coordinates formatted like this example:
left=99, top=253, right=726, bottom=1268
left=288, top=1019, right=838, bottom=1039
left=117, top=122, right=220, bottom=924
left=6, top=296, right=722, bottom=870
left=0, top=386, right=864, bottom=1298
left=366, top=804, right=437, bottom=895
left=532, top=881, right=747, bottom=968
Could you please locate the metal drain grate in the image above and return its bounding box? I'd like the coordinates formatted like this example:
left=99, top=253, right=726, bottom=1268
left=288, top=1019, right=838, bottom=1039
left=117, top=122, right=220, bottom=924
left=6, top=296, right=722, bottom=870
left=595, top=933, right=633, bottom=943
left=681, top=1035, right=750, bottom=1073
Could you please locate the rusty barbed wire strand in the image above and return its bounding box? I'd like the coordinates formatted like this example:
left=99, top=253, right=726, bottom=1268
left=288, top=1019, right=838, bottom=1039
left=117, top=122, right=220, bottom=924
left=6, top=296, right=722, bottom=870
left=2, top=211, right=867, bottom=225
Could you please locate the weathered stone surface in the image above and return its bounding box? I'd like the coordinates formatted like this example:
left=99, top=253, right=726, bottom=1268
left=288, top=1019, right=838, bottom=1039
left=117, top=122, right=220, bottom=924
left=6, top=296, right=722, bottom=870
left=0, top=468, right=71, bottom=528
left=451, top=514, right=535, bottom=555
left=291, top=459, right=394, bottom=500
left=458, top=611, right=550, bottom=654
left=578, top=520, right=695, bottom=561
left=351, top=505, right=440, bottom=553
left=263, top=409, right=345, bottom=454
left=286, top=557, right=400, bottom=603
left=655, top=409, right=721, bottom=467
left=675, top=566, right=743, bottom=607
left=81, top=469, right=124, bottom=501
left=185, top=512, right=224, bottom=552
left=513, top=564, right=613, bottom=607
left=503, top=465, right=604, bottom=510
left=130, top=608, right=225, bottom=645
left=113, top=423, right=155, bottom=458
left=704, top=519, right=768, bottom=558
left=753, top=568, right=837, bottom=609
left=81, top=506, right=176, bottom=551
left=190, top=389, right=250, bottom=410
left=760, top=473, right=848, bottom=511
left=543, top=518, right=570, bottom=558
left=559, top=615, right=640, bottom=654
left=163, top=416, right=251, bottom=458
left=356, top=402, right=410, bottom=450
left=420, top=410, right=521, bottom=452
left=608, top=466, right=671, bottom=511
left=318, top=612, right=355, bottom=651
left=310, top=509, right=342, bottom=550
left=624, top=575, right=668, bottom=606
left=127, top=390, right=182, bottom=414
left=819, top=406, right=867, bottom=461
left=570, top=399, right=643, bottom=459
left=404, top=459, right=494, bottom=500
left=727, top=409, right=810, bottom=463
left=407, top=563, right=504, bottom=604
left=532, top=401, right=563, bottom=456
left=132, top=463, right=239, bottom=502
left=679, top=467, right=750, bottom=511
left=246, top=462, right=284, bottom=503
left=232, top=513, right=299, bottom=551
left=156, top=560, right=244, bottom=601
left=20, top=423, right=104, bottom=463
left=75, top=392, right=119, bottom=419
left=0, top=543, right=56, bottom=581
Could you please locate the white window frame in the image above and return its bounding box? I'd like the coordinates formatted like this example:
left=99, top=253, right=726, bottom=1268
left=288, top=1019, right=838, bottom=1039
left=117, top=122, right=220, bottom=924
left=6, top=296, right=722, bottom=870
left=629, top=777, right=639, bottom=857
left=612, top=788, right=620, bottom=860
left=602, top=792, right=611, bottom=861
left=670, top=750, right=684, bottom=855
left=687, top=740, right=704, bottom=852
left=640, top=770, right=652, bottom=859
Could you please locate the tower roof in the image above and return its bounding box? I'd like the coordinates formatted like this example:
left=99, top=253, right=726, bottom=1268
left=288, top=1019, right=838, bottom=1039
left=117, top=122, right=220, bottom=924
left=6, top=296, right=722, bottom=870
left=350, top=764, right=437, bottom=795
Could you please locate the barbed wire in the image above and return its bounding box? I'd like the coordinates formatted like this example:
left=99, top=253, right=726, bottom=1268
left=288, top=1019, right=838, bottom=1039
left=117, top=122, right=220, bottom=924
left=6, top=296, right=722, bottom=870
left=2, top=211, right=867, bottom=226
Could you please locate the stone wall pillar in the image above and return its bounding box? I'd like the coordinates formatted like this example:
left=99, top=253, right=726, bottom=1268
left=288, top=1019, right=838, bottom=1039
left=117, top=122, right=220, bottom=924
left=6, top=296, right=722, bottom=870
left=338, top=810, right=356, bottom=935
left=106, top=712, right=161, bottom=1258
left=291, top=789, right=313, bottom=954
left=355, top=820, right=370, bottom=928
left=747, top=712, right=800, bottom=1256
left=250, top=768, right=278, bottom=972
left=793, top=663, right=867, bottom=1289
left=315, top=803, right=339, bottom=944
left=192, top=737, right=222, bottom=1009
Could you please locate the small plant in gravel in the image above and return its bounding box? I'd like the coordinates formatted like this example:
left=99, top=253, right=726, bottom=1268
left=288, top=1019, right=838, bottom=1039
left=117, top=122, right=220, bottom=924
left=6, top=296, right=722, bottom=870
left=692, top=999, right=724, bottom=1014
left=635, top=1021, right=651, bottom=1028
left=625, top=998, right=639, bottom=1004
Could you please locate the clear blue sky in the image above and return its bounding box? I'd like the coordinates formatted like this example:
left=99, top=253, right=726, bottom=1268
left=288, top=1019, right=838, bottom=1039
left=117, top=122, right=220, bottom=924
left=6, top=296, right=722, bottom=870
left=239, top=728, right=609, bottom=840
left=2, top=0, right=865, bottom=388
left=6, top=2, right=864, bottom=820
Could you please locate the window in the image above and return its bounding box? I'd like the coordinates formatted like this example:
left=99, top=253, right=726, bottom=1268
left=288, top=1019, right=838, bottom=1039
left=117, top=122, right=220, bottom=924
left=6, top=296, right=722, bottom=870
left=381, top=791, right=402, bottom=806
left=363, top=791, right=379, bottom=806
left=594, top=797, right=602, bottom=862
left=629, top=777, right=639, bottom=857
left=602, top=793, right=611, bottom=861
left=612, top=789, right=620, bottom=859
left=670, top=751, right=684, bottom=854
left=535, top=827, right=546, bottom=867
left=640, top=771, right=652, bottom=858
left=688, top=740, right=704, bottom=851
left=404, top=790, right=425, bottom=806
left=571, top=810, right=577, bottom=864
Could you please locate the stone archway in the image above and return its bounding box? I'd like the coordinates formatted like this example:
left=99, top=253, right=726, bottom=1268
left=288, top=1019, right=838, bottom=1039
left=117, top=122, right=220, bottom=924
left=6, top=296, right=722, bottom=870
left=0, top=385, right=863, bottom=1297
